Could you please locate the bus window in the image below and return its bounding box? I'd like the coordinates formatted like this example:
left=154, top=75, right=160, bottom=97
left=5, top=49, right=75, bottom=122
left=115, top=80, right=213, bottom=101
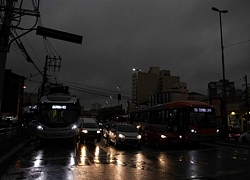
left=207, top=114, right=217, bottom=127
left=190, top=113, right=206, bottom=126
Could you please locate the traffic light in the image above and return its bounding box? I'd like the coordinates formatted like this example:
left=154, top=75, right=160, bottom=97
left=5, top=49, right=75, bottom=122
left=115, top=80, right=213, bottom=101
left=118, top=94, right=121, bottom=100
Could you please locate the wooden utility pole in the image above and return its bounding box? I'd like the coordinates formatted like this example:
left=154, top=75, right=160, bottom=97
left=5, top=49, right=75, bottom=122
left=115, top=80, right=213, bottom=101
left=0, top=0, right=14, bottom=112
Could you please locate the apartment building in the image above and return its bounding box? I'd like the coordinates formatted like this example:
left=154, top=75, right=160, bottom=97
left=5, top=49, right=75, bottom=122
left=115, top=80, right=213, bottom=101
left=132, top=66, right=188, bottom=107
left=208, top=79, right=235, bottom=98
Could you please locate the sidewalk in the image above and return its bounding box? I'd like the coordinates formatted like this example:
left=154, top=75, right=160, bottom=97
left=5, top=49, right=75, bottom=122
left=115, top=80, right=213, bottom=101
left=211, top=138, right=250, bottom=149
left=0, top=138, right=32, bottom=168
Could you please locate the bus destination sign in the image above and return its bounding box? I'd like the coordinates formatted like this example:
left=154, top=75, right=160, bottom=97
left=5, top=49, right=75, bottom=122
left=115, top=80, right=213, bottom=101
left=193, top=108, right=212, bottom=113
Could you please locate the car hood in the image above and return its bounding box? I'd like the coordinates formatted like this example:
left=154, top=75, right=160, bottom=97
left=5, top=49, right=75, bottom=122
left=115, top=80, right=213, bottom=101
left=117, top=131, right=139, bottom=136
left=81, top=127, right=99, bottom=131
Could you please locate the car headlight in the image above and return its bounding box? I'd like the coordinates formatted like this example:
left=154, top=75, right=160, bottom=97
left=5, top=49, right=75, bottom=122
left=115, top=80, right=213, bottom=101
left=137, top=135, right=142, bottom=139
left=216, top=129, right=220, bottom=133
left=179, top=135, right=183, bottom=139
left=71, top=125, right=77, bottom=130
left=161, top=135, right=167, bottom=138
left=37, top=125, right=44, bottom=130
left=82, top=130, right=88, bottom=133
left=97, top=130, right=101, bottom=133
left=119, top=134, right=125, bottom=138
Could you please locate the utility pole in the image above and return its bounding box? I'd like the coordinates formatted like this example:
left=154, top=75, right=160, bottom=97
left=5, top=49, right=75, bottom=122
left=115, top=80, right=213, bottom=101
left=244, top=75, right=249, bottom=131
left=0, top=0, right=40, bottom=113
left=40, top=55, right=61, bottom=98
left=0, top=0, right=14, bottom=112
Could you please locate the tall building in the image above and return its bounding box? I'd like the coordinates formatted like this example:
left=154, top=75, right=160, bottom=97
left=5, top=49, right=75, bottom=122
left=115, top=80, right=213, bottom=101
left=132, top=68, right=158, bottom=105
left=208, top=79, right=235, bottom=99
left=132, top=66, right=188, bottom=108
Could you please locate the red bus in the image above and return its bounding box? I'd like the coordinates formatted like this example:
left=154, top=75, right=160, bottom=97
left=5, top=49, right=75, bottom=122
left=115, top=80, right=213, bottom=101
left=128, top=100, right=218, bottom=143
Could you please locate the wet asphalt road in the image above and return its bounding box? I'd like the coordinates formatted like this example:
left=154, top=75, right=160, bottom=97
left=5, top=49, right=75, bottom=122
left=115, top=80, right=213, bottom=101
left=0, top=138, right=250, bottom=180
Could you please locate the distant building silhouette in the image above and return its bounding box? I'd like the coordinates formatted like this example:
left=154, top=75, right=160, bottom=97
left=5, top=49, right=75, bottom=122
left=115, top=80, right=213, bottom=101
left=132, top=66, right=189, bottom=109
left=1, top=69, right=25, bottom=119
left=208, top=79, right=235, bottom=99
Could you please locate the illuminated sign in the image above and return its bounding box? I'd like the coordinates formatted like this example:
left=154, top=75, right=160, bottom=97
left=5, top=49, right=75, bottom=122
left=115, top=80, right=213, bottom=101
left=52, top=105, right=67, bottom=109
left=194, top=108, right=212, bottom=113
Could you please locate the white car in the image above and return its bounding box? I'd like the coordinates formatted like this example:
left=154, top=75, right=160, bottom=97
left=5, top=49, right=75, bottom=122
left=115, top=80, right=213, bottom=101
left=108, top=123, right=142, bottom=148
left=238, top=131, right=250, bottom=144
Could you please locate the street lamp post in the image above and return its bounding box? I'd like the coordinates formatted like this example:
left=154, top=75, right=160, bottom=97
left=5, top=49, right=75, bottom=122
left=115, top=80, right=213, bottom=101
left=212, top=7, right=229, bottom=140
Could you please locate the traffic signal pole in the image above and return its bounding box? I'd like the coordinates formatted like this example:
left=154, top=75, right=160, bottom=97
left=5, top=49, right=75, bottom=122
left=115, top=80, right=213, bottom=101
left=244, top=75, right=249, bottom=131
left=0, top=0, right=14, bottom=112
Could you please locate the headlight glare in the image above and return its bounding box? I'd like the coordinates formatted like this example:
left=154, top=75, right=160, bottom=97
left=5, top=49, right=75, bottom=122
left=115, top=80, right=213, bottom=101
left=190, top=129, right=197, bottom=133
left=82, top=130, right=88, bottom=133
left=119, top=134, right=125, bottom=138
left=161, top=135, right=167, bottom=138
left=71, top=125, right=77, bottom=130
left=37, top=125, right=44, bottom=130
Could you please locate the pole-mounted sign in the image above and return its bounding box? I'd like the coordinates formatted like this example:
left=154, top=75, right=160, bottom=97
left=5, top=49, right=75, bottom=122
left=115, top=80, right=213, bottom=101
left=36, top=26, right=83, bottom=44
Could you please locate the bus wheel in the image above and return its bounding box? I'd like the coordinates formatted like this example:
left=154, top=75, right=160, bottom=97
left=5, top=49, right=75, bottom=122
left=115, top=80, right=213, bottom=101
left=142, top=138, right=146, bottom=145
left=80, top=137, right=85, bottom=144
left=242, top=137, right=248, bottom=143
left=155, top=140, right=160, bottom=148
left=114, top=139, right=119, bottom=148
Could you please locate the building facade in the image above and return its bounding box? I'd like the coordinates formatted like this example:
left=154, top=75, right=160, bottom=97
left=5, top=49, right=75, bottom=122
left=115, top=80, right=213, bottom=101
left=1, top=69, right=25, bottom=119
left=132, top=66, right=188, bottom=108
left=208, top=79, right=235, bottom=99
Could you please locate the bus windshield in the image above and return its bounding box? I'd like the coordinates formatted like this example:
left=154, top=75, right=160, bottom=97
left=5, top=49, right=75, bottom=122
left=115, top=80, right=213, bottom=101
left=38, top=103, right=79, bottom=125
left=190, top=113, right=217, bottom=127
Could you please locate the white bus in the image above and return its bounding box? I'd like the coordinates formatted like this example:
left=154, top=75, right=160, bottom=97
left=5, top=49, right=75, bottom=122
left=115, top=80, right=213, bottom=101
left=36, top=94, right=81, bottom=141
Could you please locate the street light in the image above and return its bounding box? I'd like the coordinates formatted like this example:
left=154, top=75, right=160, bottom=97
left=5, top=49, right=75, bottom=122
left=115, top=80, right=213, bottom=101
left=132, top=68, right=141, bottom=72
left=212, top=7, right=228, bottom=140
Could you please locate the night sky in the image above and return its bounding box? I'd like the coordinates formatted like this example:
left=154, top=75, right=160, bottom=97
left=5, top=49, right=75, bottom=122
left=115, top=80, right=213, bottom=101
left=5, top=0, right=250, bottom=109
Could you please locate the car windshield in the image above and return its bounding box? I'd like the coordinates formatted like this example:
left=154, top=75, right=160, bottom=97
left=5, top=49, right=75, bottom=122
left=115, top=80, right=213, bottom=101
left=155, top=125, right=169, bottom=133
left=118, top=125, right=137, bottom=132
left=82, top=123, right=98, bottom=128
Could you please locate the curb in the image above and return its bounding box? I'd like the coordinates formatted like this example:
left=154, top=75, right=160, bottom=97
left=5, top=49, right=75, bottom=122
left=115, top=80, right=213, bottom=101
left=0, top=139, right=32, bottom=165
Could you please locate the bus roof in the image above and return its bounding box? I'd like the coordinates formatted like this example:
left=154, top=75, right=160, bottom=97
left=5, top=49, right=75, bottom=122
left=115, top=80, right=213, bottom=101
left=129, top=100, right=213, bottom=113
left=40, top=95, right=78, bottom=104
left=159, top=100, right=213, bottom=109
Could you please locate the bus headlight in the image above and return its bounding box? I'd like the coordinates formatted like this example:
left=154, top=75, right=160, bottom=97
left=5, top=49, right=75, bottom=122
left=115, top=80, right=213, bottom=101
left=190, top=129, right=197, bottom=133
left=37, top=125, right=44, bottom=130
left=161, top=135, right=167, bottom=138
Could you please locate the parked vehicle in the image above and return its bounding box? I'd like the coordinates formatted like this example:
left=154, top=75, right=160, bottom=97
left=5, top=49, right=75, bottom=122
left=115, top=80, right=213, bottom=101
left=238, top=131, right=250, bottom=144
left=228, top=124, right=241, bottom=141
left=78, top=118, right=101, bottom=143
left=108, top=123, right=142, bottom=148
left=142, top=124, right=182, bottom=147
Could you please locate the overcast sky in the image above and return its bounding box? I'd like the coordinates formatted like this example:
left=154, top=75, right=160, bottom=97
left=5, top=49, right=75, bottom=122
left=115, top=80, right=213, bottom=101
left=5, top=0, right=250, bottom=110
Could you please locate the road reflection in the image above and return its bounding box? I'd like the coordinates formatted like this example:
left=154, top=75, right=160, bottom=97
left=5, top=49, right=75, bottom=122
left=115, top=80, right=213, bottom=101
left=3, top=139, right=250, bottom=180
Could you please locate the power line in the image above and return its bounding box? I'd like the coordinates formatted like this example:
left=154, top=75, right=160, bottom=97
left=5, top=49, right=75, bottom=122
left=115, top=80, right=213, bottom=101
left=225, top=39, right=250, bottom=48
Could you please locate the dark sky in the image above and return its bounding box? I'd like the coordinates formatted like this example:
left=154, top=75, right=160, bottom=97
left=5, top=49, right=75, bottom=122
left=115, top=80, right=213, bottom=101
left=5, top=0, right=250, bottom=110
